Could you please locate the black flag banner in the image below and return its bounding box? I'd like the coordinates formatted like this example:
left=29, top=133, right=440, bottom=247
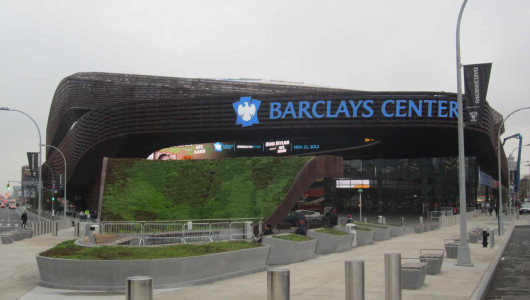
left=464, top=63, right=492, bottom=125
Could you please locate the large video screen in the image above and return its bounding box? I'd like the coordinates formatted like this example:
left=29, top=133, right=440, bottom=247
left=150, top=137, right=376, bottom=160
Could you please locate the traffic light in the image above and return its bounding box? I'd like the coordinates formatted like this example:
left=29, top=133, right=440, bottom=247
left=56, top=186, right=64, bottom=198
left=52, top=196, right=55, bottom=201
left=6, top=183, right=9, bottom=190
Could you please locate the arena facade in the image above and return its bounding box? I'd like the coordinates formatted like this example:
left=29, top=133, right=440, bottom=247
left=42, top=72, right=508, bottom=214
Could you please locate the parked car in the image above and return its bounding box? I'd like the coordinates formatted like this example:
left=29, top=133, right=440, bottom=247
left=519, top=202, right=530, bottom=215
left=9, top=204, right=16, bottom=209
left=0, top=204, right=5, bottom=208
left=296, top=210, right=324, bottom=224
left=282, top=211, right=302, bottom=227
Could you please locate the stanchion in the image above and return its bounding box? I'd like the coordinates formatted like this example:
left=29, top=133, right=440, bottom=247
left=346, top=260, right=364, bottom=300
left=126, top=276, right=153, bottom=300
left=267, top=268, right=289, bottom=300
left=384, top=253, right=401, bottom=300
left=52, top=222, right=58, bottom=236
left=74, top=222, right=80, bottom=237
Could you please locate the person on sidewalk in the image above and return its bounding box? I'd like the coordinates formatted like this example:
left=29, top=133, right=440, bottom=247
left=330, top=208, right=338, bottom=227
left=346, top=214, right=353, bottom=223
left=494, top=204, right=499, bottom=218
left=257, top=223, right=273, bottom=243
left=294, top=220, right=307, bottom=236
left=20, top=211, right=28, bottom=228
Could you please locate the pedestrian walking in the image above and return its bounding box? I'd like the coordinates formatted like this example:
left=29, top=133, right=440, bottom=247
left=20, top=211, right=28, bottom=228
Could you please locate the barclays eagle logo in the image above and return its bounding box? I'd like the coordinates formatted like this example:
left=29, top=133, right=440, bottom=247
left=233, top=96, right=261, bottom=127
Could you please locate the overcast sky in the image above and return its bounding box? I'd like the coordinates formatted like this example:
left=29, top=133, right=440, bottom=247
left=1, top=0, right=529, bottom=196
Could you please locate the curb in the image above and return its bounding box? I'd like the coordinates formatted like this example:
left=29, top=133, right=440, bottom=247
left=469, top=219, right=517, bottom=300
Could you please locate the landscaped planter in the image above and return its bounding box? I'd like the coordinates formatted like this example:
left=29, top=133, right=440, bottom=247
left=354, top=228, right=375, bottom=246
left=1, top=234, right=13, bottom=244
left=354, top=223, right=390, bottom=241
left=36, top=245, right=271, bottom=291
left=307, top=230, right=354, bottom=254
left=262, top=234, right=318, bottom=265
left=388, top=225, right=405, bottom=237
left=13, top=231, right=25, bottom=241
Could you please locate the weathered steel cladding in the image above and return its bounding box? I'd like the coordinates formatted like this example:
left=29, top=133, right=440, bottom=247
left=43, top=72, right=506, bottom=208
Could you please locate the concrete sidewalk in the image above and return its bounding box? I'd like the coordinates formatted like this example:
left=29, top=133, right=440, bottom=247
left=0, top=226, right=74, bottom=300
left=10, top=214, right=530, bottom=300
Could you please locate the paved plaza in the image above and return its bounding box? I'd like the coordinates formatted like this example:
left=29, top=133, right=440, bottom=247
left=1, top=214, right=528, bottom=300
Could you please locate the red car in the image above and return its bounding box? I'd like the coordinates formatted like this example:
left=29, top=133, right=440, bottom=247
left=0, top=204, right=5, bottom=208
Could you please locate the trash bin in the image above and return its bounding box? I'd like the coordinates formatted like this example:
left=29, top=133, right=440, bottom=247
left=89, top=224, right=100, bottom=233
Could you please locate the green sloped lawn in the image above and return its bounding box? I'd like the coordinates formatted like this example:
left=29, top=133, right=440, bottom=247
left=102, top=156, right=312, bottom=221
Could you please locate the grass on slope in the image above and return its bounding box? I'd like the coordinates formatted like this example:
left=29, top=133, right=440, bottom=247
left=101, top=156, right=311, bottom=221
left=41, top=240, right=260, bottom=260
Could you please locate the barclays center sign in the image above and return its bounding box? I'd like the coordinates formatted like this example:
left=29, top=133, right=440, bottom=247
left=233, top=96, right=458, bottom=127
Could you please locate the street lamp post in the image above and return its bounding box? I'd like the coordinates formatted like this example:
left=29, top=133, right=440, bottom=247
left=525, top=161, right=530, bottom=200
left=507, top=145, right=530, bottom=215
left=497, top=107, right=530, bottom=235
left=455, top=0, right=472, bottom=266
left=42, top=163, right=55, bottom=216
left=41, top=144, right=68, bottom=219
left=1, top=107, right=43, bottom=221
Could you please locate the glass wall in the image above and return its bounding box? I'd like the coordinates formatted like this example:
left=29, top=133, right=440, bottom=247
left=334, top=157, right=478, bottom=214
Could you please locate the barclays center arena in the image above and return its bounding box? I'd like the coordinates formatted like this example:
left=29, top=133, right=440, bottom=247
left=42, top=72, right=508, bottom=216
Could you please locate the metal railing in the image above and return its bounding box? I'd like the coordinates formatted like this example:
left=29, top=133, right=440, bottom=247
left=439, top=209, right=476, bottom=228
left=98, top=218, right=263, bottom=246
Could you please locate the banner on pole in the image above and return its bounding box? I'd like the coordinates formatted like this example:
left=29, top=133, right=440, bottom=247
left=464, top=63, right=492, bottom=125
left=27, top=152, right=39, bottom=172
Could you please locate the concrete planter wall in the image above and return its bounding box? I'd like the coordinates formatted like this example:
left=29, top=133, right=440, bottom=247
left=367, top=226, right=391, bottom=241
left=262, top=234, right=318, bottom=265
left=389, top=225, right=405, bottom=237
left=307, top=230, right=354, bottom=254
left=37, top=245, right=271, bottom=291
left=355, top=229, right=375, bottom=246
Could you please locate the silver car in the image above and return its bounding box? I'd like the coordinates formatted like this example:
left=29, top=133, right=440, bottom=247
left=519, top=202, right=530, bottom=215
left=294, top=209, right=324, bottom=224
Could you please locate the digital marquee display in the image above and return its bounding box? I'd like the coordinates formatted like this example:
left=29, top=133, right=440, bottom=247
left=152, top=137, right=374, bottom=160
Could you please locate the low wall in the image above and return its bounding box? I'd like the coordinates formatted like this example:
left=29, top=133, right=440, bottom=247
left=389, top=225, right=405, bottom=237
left=263, top=235, right=318, bottom=265
left=307, top=230, right=354, bottom=254
left=37, top=245, right=271, bottom=291
left=355, top=229, right=375, bottom=246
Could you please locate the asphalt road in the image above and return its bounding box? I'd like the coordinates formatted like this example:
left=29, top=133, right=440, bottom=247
left=0, top=206, right=36, bottom=231
left=486, top=224, right=530, bottom=299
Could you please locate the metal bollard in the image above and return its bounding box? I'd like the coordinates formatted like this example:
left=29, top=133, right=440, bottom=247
left=419, top=216, right=423, bottom=226
left=74, top=222, right=80, bottom=237
left=126, top=276, right=153, bottom=300
left=31, top=223, right=36, bottom=237
left=36, top=222, right=40, bottom=235
left=382, top=217, right=386, bottom=224
left=345, top=260, right=364, bottom=300
left=52, top=222, right=58, bottom=236
left=364, top=217, right=367, bottom=223
left=489, top=229, right=495, bottom=248
left=384, top=253, right=401, bottom=300
left=267, top=269, right=289, bottom=300
left=401, top=217, right=405, bottom=226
